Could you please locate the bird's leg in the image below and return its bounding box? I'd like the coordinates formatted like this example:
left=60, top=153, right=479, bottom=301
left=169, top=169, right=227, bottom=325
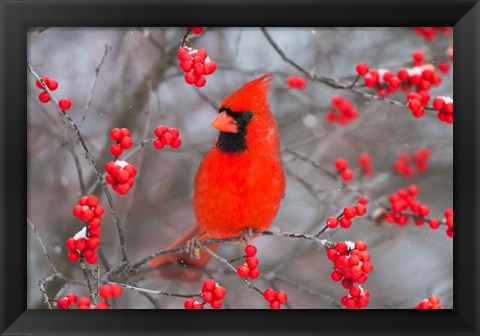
left=186, top=233, right=207, bottom=259
left=241, top=228, right=255, bottom=246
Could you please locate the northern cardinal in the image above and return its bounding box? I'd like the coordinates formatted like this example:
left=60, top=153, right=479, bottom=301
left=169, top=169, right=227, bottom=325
left=148, top=74, right=285, bottom=280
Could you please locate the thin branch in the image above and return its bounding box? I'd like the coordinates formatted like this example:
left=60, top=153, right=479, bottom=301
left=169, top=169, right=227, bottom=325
left=112, top=282, right=201, bottom=299
left=27, top=217, right=58, bottom=274
left=27, top=62, right=129, bottom=264
left=260, top=27, right=437, bottom=112
left=79, top=44, right=111, bottom=126
left=203, top=247, right=264, bottom=296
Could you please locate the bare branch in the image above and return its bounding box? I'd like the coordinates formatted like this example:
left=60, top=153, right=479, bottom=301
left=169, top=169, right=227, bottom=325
left=27, top=62, right=129, bottom=264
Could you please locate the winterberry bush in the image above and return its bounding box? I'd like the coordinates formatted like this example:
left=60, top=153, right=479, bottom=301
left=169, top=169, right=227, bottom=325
left=28, top=27, right=452, bottom=309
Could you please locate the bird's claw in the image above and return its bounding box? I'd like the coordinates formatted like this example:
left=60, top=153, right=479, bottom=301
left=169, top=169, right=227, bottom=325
left=241, top=228, right=255, bottom=245
left=186, top=237, right=202, bottom=259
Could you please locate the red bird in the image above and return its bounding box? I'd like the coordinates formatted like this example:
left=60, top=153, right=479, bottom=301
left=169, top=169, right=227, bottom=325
left=149, top=74, right=285, bottom=280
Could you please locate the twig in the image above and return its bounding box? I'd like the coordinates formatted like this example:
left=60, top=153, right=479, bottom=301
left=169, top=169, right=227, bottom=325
left=28, top=217, right=58, bottom=274
left=260, top=28, right=437, bottom=112
left=80, top=258, right=96, bottom=304
left=112, top=282, right=201, bottom=299
left=27, top=62, right=129, bottom=264
left=79, top=44, right=111, bottom=126
left=203, top=247, right=264, bottom=296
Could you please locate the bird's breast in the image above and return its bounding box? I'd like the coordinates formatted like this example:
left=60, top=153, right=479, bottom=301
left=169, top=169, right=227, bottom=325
left=193, top=147, right=285, bottom=238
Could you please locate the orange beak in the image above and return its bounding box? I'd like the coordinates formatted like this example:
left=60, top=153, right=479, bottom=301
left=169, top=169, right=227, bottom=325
left=211, top=112, right=238, bottom=134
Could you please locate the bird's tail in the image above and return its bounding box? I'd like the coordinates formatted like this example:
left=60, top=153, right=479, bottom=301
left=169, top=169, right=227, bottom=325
left=148, top=224, right=218, bottom=282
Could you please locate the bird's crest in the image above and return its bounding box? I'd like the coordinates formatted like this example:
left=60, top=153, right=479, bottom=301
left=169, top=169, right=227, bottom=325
left=220, top=74, right=273, bottom=113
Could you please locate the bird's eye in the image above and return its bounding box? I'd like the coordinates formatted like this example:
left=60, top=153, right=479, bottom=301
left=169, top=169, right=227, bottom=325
left=243, top=111, right=253, bottom=121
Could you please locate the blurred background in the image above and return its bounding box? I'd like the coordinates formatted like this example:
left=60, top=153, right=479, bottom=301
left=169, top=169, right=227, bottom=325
left=27, top=27, right=453, bottom=309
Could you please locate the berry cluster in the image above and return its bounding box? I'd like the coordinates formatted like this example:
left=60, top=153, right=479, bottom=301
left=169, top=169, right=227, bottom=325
left=385, top=185, right=430, bottom=226
left=444, top=208, right=454, bottom=238
left=325, top=95, right=359, bottom=125
left=184, top=279, right=226, bottom=309
left=263, top=288, right=288, bottom=309
left=326, top=203, right=367, bottom=229
left=200, top=279, right=226, bottom=309
left=357, top=65, right=401, bottom=97
left=335, top=158, right=354, bottom=182
left=413, top=27, right=452, bottom=41
left=109, top=128, right=133, bottom=157
left=327, top=241, right=372, bottom=309
left=99, top=283, right=124, bottom=302
left=398, top=63, right=442, bottom=95
left=35, top=75, right=58, bottom=103
left=177, top=47, right=217, bottom=87
left=35, top=75, right=72, bottom=110
left=394, top=148, right=431, bottom=178
left=68, top=195, right=104, bottom=264
left=406, top=91, right=431, bottom=118
left=358, top=153, right=374, bottom=176
left=105, top=160, right=137, bottom=195
left=153, top=125, right=182, bottom=150
left=236, top=245, right=260, bottom=279
left=190, top=27, right=204, bottom=35
left=432, top=96, right=454, bottom=124
left=414, top=295, right=444, bottom=309
left=56, top=284, right=123, bottom=309
left=287, top=76, right=307, bottom=89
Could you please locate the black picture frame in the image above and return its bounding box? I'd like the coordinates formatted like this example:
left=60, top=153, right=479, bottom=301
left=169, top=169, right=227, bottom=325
left=1, top=0, right=479, bottom=335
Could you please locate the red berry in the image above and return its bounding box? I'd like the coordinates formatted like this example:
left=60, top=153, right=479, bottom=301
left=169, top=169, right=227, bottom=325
left=276, top=291, right=288, bottom=304
left=335, top=158, right=348, bottom=171
left=343, top=206, right=356, bottom=219
left=361, top=262, right=373, bottom=273
left=58, top=98, right=72, bottom=110
left=356, top=63, right=369, bottom=76
left=326, top=216, right=339, bottom=228
left=66, top=293, right=77, bottom=304
left=67, top=250, right=80, bottom=262
left=204, top=61, right=217, bottom=75
left=47, top=79, right=58, bottom=91
left=36, top=75, right=50, bottom=89
left=331, top=270, right=342, bottom=282
left=237, top=264, right=250, bottom=278
left=202, top=291, right=214, bottom=303
left=339, top=217, right=352, bottom=228
left=184, top=72, right=197, bottom=85
left=57, top=298, right=70, bottom=309
left=111, top=284, right=123, bottom=297
left=120, top=137, right=132, bottom=149
left=78, top=297, right=91, bottom=307
left=336, top=242, right=348, bottom=253
left=341, top=169, right=353, bottom=182
left=246, top=256, right=259, bottom=269
left=191, top=27, right=204, bottom=35
left=184, top=299, right=195, bottom=309
left=195, top=75, right=207, bottom=88
left=263, top=288, right=276, bottom=302
left=249, top=268, right=260, bottom=279
left=99, top=285, right=113, bottom=299
left=213, top=286, right=226, bottom=300
left=355, top=241, right=367, bottom=251
left=39, top=91, right=50, bottom=103
left=179, top=61, right=193, bottom=73
left=95, top=302, right=109, bottom=309
left=66, top=238, right=76, bottom=251
left=202, top=279, right=216, bottom=292
left=429, top=218, right=440, bottom=230
left=355, top=203, right=366, bottom=216
left=245, top=245, right=257, bottom=257
left=270, top=301, right=281, bottom=309
left=210, top=299, right=223, bottom=309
